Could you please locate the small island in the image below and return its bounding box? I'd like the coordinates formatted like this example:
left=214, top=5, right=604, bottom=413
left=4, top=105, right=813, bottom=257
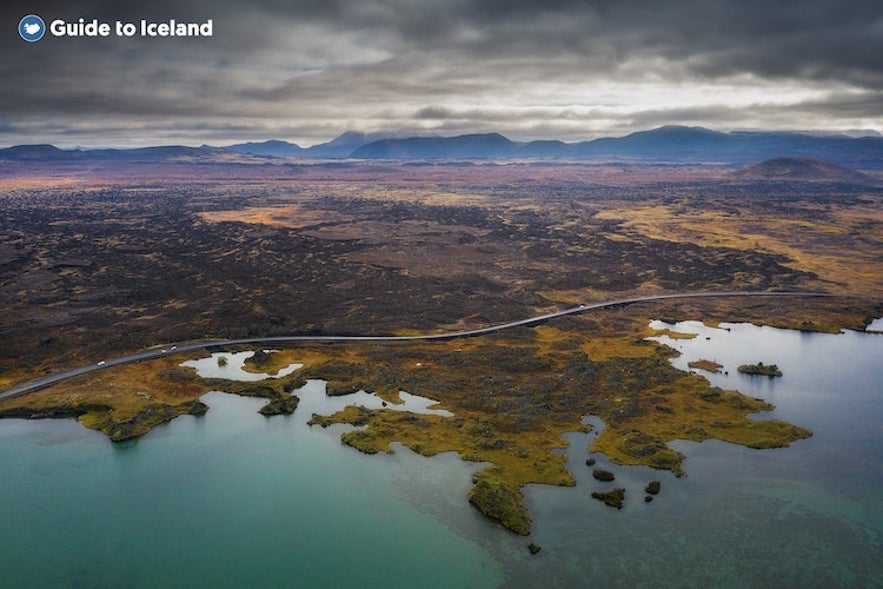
left=592, top=468, right=616, bottom=482
left=591, top=488, right=626, bottom=509
left=737, top=362, right=783, bottom=377
left=258, top=395, right=299, bottom=416
left=688, top=359, right=723, bottom=373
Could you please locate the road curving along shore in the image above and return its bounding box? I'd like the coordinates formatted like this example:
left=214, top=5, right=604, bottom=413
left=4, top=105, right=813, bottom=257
left=0, top=290, right=864, bottom=400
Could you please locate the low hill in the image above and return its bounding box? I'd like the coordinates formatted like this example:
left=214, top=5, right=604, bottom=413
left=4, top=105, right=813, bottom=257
left=734, top=157, right=872, bottom=182
left=0, top=144, right=68, bottom=160
left=0, top=144, right=261, bottom=164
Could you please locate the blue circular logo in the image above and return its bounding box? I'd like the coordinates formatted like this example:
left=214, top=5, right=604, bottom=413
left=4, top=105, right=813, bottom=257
left=19, top=14, right=46, bottom=42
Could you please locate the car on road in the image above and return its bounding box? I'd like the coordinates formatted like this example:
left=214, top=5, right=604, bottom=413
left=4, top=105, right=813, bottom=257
left=97, top=360, right=106, bottom=366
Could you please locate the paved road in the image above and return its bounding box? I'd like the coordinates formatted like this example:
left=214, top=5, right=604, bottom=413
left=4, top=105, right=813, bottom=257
left=0, top=290, right=860, bottom=400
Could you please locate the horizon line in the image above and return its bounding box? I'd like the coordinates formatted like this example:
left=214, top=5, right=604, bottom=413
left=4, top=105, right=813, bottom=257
left=3, top=124, right=883, bottom=151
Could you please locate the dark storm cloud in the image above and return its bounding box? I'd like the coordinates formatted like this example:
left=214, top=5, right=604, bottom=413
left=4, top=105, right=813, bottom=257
left=1, top=0, right=881, bottom=146
left=237, top=0, right=883, bottom=87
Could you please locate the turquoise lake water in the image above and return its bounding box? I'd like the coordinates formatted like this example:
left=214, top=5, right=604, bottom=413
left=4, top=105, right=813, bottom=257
left=1, top=324, right=881, bottom=588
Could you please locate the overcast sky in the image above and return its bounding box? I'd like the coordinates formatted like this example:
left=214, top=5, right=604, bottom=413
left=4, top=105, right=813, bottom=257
left=2, top=0, right=882, bottom=147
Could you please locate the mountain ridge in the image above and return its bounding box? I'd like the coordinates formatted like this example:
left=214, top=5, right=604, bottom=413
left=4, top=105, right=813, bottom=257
left=3, top=126, right=882, bottom=169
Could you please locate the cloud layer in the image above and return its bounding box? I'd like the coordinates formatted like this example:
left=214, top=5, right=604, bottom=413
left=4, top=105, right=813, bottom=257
left=3, top=0, right=881, bottom=146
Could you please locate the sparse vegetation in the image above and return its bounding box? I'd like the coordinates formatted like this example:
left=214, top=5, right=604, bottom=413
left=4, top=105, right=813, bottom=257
left=591, top=488, right=626, bottom=509
left=592, top=468, right=616, bottom=482
left=688, top=359, right=723, bottom=373
left=258, top=395, right=299, bottom=416
left=738, top=362, right=783, bottom=377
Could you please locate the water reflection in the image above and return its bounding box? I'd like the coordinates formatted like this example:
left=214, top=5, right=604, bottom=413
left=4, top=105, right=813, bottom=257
left=1, top=324, right=880, bottom=587
left=181, top=350, right=302, bottom=380
left=0, top=386, right=500, bottom=588
left=183, top=352, right=454, bottom=417
left=517, top=320, right=883, bottom=587
left=292, top=379, right=454, bottom=418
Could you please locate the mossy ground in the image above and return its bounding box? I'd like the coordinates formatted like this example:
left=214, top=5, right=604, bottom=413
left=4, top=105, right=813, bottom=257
left=291, top=307, right=821, bottom=533
left=591, top=488, right=626, bottom=509
left=688, top=359, right=723, bottom=373
left=738, top=362, right=784, bottom=377
left=0, top=301, right=866, bottom=534
left=0, top=354, right=304, bottom=440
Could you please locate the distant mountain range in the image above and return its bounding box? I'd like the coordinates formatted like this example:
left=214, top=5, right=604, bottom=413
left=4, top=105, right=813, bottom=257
left=222, top=131, right=426, bottom=159
left=0, top=144, right=244, bottom=163
left=315, top=131, right=393, bottom=158
left=2, top=126, right=882, bottom=169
